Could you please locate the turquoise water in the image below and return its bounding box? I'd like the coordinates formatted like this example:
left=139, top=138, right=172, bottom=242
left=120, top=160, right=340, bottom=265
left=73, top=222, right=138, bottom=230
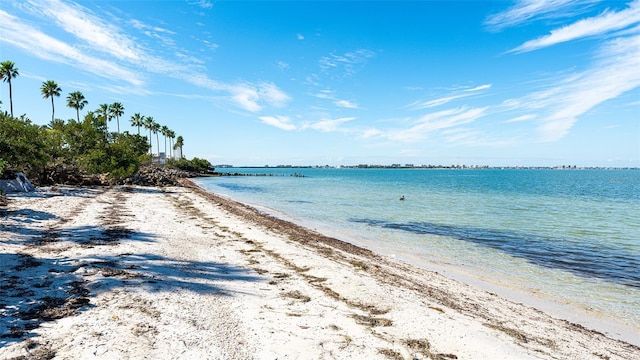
left=194, top=168, right=640, bottom=332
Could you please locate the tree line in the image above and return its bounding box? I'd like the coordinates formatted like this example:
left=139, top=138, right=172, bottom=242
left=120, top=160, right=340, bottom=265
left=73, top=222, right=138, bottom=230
left=1, top=60, right=208, bottom=182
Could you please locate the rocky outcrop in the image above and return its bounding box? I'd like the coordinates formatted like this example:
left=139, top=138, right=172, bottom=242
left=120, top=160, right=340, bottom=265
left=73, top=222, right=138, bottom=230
left=31, top=165, right=207, bottom=188
left=123, top=166, right=191, bottom=187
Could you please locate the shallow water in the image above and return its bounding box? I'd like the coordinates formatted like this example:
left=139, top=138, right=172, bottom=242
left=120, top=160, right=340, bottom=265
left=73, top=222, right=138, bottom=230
left=195, top=168, right=640, bottom=332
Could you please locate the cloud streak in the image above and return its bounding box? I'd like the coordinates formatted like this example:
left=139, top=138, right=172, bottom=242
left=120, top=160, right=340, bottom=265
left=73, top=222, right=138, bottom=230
left=533, top=34, right=640, bottom=141
left=319, top=49, right=376, bottom=78
left=0, top=9, right=144, bottom=86
left=484, top=0, right=597, bottom=31
left=406, top=84, right=492, bottom=110
left=303, top=117, right=356, bottom=132
left=510, top=0, right=640, bottom=53
left=259, top=115, right=296, bottom=131
left=1, top=0, right=292, bottom=113
left=371, top=107, right=488, bottom=143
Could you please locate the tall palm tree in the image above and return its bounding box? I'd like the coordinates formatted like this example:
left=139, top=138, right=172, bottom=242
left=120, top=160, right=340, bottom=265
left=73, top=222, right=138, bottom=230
left=98, top=103, right=110, bottom=139
left=110, top=102, right=124, bottom=133
left=0, top=60, right=19, bottom=117
left=174, top=135, right=184, bottom=159
left=167, top=129, right=176, bottom=159
left=66, top=91, right=87, bottom=122
left=143, top=116, right=154, bottom=155
left=41, top=80, right=62, bottom=124
left=151, top=121, right=161, bottom=158
left=161, top=125, right=169, bottom=159
left=130, top=112, right=144, bottom=135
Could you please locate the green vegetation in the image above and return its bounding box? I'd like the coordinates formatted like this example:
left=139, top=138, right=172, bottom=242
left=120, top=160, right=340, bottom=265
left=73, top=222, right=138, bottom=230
left=0, top=114, right=49, bottom=176
left=0, top=60, right=18, bottom=117
left=41, top=80, right=61, bottom=124
left=0, top=59, right=195, bottom=183
left=0, top=111, right=148, bottom=180
left=166, top=157, right=213, bottom=173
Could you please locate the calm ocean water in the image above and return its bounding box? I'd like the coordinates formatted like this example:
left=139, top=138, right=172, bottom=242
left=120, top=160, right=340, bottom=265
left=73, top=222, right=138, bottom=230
left=194, top=168, right=640, bottom=333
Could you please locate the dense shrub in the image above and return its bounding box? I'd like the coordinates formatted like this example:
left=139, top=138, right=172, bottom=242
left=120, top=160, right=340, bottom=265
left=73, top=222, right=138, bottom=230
left=166, top=157, right=213, bottom=173
left=0, top=112, right=150, bottom=180
left=0, top=113, right=48, bottom=176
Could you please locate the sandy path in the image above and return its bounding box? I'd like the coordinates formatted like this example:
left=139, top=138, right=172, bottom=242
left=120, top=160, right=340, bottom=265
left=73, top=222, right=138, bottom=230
left=1, top=184, right=638, bottom=359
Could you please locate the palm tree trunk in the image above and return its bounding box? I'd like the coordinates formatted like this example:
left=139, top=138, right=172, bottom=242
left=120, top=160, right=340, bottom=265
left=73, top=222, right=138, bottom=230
left=117, top=117, right=120, bottom=133
left=9, top=80, right=13, bottom=117
left=156, top=133, right=160, bottom=159
left=149, top=130, right=153, bottom=155
left=76, top=108, right=80, bottom=122
left=51, top=97, right=55, bottom=123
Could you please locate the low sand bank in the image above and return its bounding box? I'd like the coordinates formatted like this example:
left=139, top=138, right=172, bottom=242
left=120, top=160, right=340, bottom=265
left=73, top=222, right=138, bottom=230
left=1, top=183, right=638, bottom=359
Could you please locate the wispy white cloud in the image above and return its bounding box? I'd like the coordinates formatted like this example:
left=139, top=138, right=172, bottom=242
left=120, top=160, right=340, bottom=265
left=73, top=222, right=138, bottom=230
left=303, top=117, right=356, bottom=132
left=184, top=75, right=291, bottom=113
left=1, top=0, right=292, bottom=113
left=377, top=107, right=488, bottom=143
left=0, top=9, right=144, bottom=86
left=130, top=19, right=177, bottom=48
left=511, top=0, right=640, bottom=53
left=312, top=89, right=359, bottom=109
left=31, top=0, right=141, bottom=62
left=406, top=84, right=491, bottom=110
left=361, top=128, right=385, bottom=139
left=260, top=83, right=291, bottom=107
left=442, top=128, right=516, bottom=147
left=484, top=0, right=598, bottom=31
left=334, top=99, right=358, bottom=109
left=504, top=114, right=537, bottom=123
left=494, top=33, right=640, bottom=142
left=259, top=115, right=297, bottom=131
left=484, top=0, right=640, bottom=143
left=465, top=84, right=492, bottom=92
left=319, top=49, right=376, bottom=77
left=189, top=0, right=213, bottom=9
left=535, top=34, right=640, bottom=140
left=228, top=83, right=291, bottom=113
left=32, top=0, right=185, bottom=74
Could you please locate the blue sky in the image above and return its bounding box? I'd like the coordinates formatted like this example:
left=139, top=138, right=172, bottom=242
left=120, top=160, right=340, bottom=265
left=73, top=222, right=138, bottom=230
left=1, top=0, right=639, bottom=167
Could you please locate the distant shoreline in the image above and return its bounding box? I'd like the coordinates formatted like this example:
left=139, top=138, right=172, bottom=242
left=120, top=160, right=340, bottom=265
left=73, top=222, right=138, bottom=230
left=215, top=165, right=640, bottom=170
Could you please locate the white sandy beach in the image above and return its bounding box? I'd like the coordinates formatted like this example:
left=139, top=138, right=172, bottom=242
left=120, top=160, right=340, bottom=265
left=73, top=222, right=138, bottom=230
left=1, top=181, right=638, bottom=359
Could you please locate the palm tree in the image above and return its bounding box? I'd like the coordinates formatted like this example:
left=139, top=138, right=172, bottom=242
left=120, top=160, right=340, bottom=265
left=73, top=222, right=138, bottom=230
left=174, top=135, right=184, bottom=159
left=98, top=103, right=110, bottom=138
left=110, top=102, right=124, bottom=133
left=41, top=80, right=62, bottom=124
left=167, top=129, right=176, bottom=159
left=130, top=112, right=144, bottom=135
left=161, top=125, right=169, bottom=159
left=66, top=91, right=87, bottom=122
left=0, top=60, right=19, bottom=117
left=143, top=116, right=154, bottom=155
left=151, top=121, right=161, bottom=158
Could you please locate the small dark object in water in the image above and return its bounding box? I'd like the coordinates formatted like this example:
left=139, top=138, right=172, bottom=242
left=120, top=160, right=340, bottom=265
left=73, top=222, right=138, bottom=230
left=399, top=195, right=405, bottom=201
